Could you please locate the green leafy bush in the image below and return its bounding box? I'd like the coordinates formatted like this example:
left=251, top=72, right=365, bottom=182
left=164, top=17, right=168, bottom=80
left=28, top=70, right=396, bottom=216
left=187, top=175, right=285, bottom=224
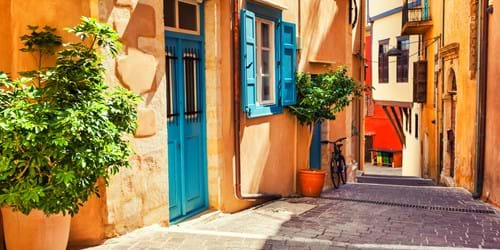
left=289, top=67, right=369, bottom=168
left=0, top=17, right=140, bottom=216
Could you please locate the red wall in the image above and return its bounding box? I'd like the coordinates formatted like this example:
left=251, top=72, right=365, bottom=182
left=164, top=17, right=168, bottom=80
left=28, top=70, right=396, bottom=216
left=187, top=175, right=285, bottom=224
left=364, top=35, right=402, bottom=151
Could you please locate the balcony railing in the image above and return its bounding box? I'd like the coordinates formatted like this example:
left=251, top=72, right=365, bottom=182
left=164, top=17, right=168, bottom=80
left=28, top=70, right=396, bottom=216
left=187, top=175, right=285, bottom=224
left=402, top=0, right=432, bottom=35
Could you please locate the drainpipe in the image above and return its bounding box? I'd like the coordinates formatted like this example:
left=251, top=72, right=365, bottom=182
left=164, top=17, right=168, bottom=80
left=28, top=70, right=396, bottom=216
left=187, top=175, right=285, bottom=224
left=473, top=0, right=490, bottom=199
left=231, top=0, right=281, bottom=201
left=437, top=0, right=446, bottom=183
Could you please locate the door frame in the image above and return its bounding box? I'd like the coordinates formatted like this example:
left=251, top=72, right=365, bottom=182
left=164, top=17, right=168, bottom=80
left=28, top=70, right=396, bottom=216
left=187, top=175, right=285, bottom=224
left=165, top=2, right=208, bottom=224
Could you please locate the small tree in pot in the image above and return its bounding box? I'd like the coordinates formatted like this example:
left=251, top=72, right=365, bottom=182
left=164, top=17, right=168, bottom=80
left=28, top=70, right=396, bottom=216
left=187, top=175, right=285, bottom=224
left=0, top=18, right=140, bottom=250
left=289, top=67, right=367, bottom=197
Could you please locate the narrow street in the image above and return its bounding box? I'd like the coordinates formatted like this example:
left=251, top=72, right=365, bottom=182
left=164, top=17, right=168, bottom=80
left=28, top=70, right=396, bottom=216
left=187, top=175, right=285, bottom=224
left=88, top=182, right=500, bottom=250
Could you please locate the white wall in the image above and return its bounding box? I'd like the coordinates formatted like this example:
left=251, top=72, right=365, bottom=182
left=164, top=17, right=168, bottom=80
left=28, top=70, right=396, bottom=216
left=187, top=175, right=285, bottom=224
left=402, top=103, right=422, bottom=177
left=371, top=12, right=419, bottom=103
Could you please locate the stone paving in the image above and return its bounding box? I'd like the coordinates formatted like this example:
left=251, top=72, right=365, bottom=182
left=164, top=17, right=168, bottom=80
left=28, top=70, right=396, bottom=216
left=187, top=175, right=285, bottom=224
left=87, top=183, right=500, bottom=250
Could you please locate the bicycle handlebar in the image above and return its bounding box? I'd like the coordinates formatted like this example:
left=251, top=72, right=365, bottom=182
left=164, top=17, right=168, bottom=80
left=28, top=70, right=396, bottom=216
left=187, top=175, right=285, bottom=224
left=320, top=137, right=347, bottom=144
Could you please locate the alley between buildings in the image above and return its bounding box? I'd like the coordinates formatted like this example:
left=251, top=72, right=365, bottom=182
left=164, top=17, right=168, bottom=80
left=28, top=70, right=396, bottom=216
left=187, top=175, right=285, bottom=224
left=88, top=182, right=500, bottom=250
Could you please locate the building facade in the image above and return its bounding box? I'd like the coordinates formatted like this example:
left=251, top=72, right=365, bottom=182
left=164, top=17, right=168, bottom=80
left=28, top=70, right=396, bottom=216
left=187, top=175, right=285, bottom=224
left=0, top=0, right=365, bottom=247
left=364, top=31, right=403, bottom=165
left=407, top=0, right=479, bottom=190
left=368, top=0, right=422, bottom=176
left=482, top=0, right=500, bottom=207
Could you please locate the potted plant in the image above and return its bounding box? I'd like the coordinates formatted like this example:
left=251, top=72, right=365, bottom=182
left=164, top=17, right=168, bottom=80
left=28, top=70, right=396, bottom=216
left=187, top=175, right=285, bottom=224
left=0, top=18, right=140, bottom=250
left=289, top=67, right=367, bottom=197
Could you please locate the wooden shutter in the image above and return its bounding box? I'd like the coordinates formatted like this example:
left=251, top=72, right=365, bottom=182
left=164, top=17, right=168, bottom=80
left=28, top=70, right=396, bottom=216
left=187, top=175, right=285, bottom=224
left=240, top=9, right=257, bottom=116
left=280, top=21, right=297, bottom=106
left=413, top=60, right=427, bottom=103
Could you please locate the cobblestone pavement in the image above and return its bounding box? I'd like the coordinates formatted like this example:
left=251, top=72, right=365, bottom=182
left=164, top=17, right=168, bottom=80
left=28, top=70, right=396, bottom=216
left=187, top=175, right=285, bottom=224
left=87, top=183, right=500, bottom=250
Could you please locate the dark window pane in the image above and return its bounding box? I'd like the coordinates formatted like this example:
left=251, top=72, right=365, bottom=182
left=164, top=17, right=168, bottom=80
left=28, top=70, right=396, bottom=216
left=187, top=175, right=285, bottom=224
left=165, top=0, right=176, bottom=27
left=261, top=23, right=270, bottom=48
left=378, top=40, right=389, bottom=83
left=397, top=37, right=409, bottom=82
left=262, top=50, right=270, bottom=74
left=261, top=76, right=271, bottom=101
left=179, top=2, right=197, bottom=31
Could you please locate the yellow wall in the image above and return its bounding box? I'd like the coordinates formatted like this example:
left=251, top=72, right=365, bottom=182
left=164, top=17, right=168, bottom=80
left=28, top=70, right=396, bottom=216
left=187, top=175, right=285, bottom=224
left=421, top=0, right=478, bottom=189
left=442, top=0, right=477, bottom=190
left=421, top=0, right=444, bottom=182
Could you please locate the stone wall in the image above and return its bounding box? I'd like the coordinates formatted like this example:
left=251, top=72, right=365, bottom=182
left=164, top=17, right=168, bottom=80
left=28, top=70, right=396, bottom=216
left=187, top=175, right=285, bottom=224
left=98, top=0, right=169, bottom=236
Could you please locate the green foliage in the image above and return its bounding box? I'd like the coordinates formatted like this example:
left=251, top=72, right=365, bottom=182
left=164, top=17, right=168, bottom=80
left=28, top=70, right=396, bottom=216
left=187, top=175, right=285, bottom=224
left=0, top=17, right=140, bottom=216
left=20, top=25, right=62, bottom=56
left=289, top=67, right=369, bottom=126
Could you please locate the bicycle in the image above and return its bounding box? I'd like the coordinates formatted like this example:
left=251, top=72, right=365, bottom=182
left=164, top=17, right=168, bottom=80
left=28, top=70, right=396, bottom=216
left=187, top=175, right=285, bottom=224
left=321, top=137, right=347, bottom=189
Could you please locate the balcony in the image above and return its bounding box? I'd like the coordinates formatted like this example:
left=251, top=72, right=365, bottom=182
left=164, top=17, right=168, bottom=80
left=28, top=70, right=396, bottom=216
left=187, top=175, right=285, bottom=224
left=402, top=0, right=433, bottom=35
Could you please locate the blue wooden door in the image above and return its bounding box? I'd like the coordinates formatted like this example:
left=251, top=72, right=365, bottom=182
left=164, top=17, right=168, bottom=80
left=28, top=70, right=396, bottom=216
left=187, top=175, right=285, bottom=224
left=166, top=34, right=208, bottom=223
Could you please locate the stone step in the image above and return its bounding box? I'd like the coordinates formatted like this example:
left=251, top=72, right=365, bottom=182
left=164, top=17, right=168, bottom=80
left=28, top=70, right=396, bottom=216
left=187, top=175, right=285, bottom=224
left=356, top=175, right=436, bottom=186
left=361, top=174, right=422, bottom=179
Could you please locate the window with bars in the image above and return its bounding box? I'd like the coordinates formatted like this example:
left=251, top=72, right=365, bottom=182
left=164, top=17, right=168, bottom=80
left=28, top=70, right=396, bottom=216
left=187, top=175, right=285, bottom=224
left=183, top=48, right=201, bottom=119
left=397, top=36, right=409, bottom=83
left=166, top=46, right=177, bottom=122
left=378, top=39, right=389, bottom=83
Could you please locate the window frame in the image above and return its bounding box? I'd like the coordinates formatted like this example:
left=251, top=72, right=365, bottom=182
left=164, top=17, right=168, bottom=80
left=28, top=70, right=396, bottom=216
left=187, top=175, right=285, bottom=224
left=256, top=17, right=276, bottom=106
left=397, top=36, right=409, bottom=83
left=165, top=0, right=201, bottom=35
left=378, top=39, right=389, bottom=83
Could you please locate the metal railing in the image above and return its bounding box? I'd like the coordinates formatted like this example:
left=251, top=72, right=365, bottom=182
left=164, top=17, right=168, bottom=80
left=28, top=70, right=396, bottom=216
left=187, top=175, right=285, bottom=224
left=402, top=0, right=430, bottom=27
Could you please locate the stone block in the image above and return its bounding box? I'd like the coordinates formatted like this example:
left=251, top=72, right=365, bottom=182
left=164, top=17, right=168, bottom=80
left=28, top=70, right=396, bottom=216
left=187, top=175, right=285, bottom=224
left=134, top=108, right=158, bottom=138
left=122, top=197, right=142, bottom=219
left=112, top=7, right=131, bottom=37
left=117, top=48, right=158, bottom=94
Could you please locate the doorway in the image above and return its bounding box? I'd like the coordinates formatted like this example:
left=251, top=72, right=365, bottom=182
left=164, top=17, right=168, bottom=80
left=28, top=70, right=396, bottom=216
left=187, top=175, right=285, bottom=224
left=165, top=0, right=208, bottom=222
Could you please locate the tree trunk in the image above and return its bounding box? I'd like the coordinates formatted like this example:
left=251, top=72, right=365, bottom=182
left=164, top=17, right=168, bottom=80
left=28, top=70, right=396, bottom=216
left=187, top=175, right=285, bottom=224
left=304, top=121, right=316, bottom=170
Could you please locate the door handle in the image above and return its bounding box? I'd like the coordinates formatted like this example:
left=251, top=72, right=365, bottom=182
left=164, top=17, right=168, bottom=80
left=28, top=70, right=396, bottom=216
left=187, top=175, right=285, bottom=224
left=246, top=62, right=253, bottom=69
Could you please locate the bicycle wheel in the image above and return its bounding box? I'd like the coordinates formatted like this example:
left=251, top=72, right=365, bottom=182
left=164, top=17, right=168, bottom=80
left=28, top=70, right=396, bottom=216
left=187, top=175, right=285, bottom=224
left=339, top=156, right=347, bottom=184
left=330, top=158, right=340, bottom=188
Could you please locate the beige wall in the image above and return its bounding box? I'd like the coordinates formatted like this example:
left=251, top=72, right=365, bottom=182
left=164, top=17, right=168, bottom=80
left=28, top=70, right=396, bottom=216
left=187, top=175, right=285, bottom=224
left=98, top=0, right=169, bottom=236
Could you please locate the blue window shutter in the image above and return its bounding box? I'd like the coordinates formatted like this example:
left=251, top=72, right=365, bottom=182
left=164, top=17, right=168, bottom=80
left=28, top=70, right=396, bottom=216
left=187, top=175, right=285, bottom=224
left=240, top=9, right=257, bottom=116
left=280, top=22, right=297, bottom=106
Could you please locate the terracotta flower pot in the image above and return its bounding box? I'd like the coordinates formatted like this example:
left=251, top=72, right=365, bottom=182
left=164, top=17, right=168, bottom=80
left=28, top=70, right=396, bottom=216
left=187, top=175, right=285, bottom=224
left=298, top=169, right=326, bottom=197
left=1, top=207, right=71, bottom=250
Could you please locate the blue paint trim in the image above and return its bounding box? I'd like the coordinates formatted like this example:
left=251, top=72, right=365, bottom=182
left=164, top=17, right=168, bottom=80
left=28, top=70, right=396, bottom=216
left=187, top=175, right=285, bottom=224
left=243, top=2, right=284, bottom=118
left=369, top=0, right=421, bottom=22
left=309, top=123, right=322, bottom=170
left=165, top=2, right=209, bottom=223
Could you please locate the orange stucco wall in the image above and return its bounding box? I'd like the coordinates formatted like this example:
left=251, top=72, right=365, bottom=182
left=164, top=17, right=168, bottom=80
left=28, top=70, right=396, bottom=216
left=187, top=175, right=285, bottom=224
left=205, top=0, right=357, bottom=213
left=0, top=0, right=106, bottom=247
left=483, top=0, right=500, bottom=207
